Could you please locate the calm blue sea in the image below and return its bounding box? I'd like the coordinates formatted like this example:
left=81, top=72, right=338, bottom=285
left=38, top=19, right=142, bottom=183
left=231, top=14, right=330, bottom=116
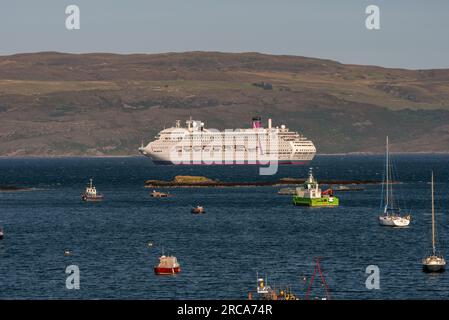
left=1, top=155, right=449, bottom=299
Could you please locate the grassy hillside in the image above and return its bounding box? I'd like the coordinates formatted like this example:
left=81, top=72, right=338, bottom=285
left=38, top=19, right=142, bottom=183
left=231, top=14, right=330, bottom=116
left=0, top=51, right=449, bottom=155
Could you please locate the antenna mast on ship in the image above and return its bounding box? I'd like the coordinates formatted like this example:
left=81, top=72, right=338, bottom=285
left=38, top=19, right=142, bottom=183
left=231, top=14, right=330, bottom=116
left=385, top=136, right=389, bottom=212
left=431, top=171, right=436, bottom=255
left=305, top=257, right=331, bottom=300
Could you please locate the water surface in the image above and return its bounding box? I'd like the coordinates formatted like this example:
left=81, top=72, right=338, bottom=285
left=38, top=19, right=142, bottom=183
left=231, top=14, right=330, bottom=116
left=0, top=155, right=448, bottom=299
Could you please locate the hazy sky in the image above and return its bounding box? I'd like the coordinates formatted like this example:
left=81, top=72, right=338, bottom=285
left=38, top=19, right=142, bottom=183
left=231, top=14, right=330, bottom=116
left=1, top=0, right=448, bottom=69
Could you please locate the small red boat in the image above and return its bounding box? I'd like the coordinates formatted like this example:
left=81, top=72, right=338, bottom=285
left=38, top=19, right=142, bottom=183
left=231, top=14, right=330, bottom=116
left=154, top=255, right=181, bottom=275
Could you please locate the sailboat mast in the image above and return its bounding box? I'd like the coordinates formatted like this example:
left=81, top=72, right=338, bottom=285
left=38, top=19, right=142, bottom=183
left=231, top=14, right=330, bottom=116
left=385, top=136, right=389, bottom=209
left=431, top=171, right=436, bottom=255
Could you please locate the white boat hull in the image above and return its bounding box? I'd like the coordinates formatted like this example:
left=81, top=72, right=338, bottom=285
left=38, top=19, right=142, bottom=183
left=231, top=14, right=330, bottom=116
left=378, top=215, right=410, bottom=227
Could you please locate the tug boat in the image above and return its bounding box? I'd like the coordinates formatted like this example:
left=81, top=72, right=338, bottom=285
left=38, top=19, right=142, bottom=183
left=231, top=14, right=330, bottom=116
left=292, top=168, right=339, bottom=207
left=154, top=254, right=181, bottom=275
left=81, top=178, right=103, bottom=202
left=150, top=190, right=169, bottom=198
left=422, top=172, right=446, bottom=273
left=378, top=137, right=411, bottom=227
left=0, top=226, right=4, bottom=240
left=191, top=205, right=206, bottom=214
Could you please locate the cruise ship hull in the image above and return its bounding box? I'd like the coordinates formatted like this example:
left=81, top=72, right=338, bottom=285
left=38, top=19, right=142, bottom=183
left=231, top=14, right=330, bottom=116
left=145, top=152, right=315, bottom=165
left=151, top=159, right=311, bottom=165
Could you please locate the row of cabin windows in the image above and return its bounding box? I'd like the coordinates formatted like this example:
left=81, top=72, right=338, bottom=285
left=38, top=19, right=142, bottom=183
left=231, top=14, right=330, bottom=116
left=162, top=136, right=286, bottom=141
left=174, top=145, right=293, bottom=151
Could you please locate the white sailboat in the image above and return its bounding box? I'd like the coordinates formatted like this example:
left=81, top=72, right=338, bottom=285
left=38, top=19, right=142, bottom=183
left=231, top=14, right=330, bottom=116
left=422, top=172, right=446, bottom=273
left=378, top=136, right=411, bottom=227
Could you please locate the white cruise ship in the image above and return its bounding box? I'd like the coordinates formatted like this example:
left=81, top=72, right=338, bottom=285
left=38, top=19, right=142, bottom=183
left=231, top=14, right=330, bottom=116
left=139, top=116, right=316, bottom=165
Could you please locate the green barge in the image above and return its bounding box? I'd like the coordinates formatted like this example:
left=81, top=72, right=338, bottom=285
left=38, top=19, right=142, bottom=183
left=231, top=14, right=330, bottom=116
left=292, top=168, right=339, bottom=207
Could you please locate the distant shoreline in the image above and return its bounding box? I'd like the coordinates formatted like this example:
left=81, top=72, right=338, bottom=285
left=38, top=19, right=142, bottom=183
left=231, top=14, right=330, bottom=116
left=0, top=155, right=138, bottom=159
left=145, top=176, right=383, bottom=188
left=318, top=152, right=449, bottom=156
left=0, top=186, right=33, bottom=192
left=1, top=152, right=449, bottom=159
